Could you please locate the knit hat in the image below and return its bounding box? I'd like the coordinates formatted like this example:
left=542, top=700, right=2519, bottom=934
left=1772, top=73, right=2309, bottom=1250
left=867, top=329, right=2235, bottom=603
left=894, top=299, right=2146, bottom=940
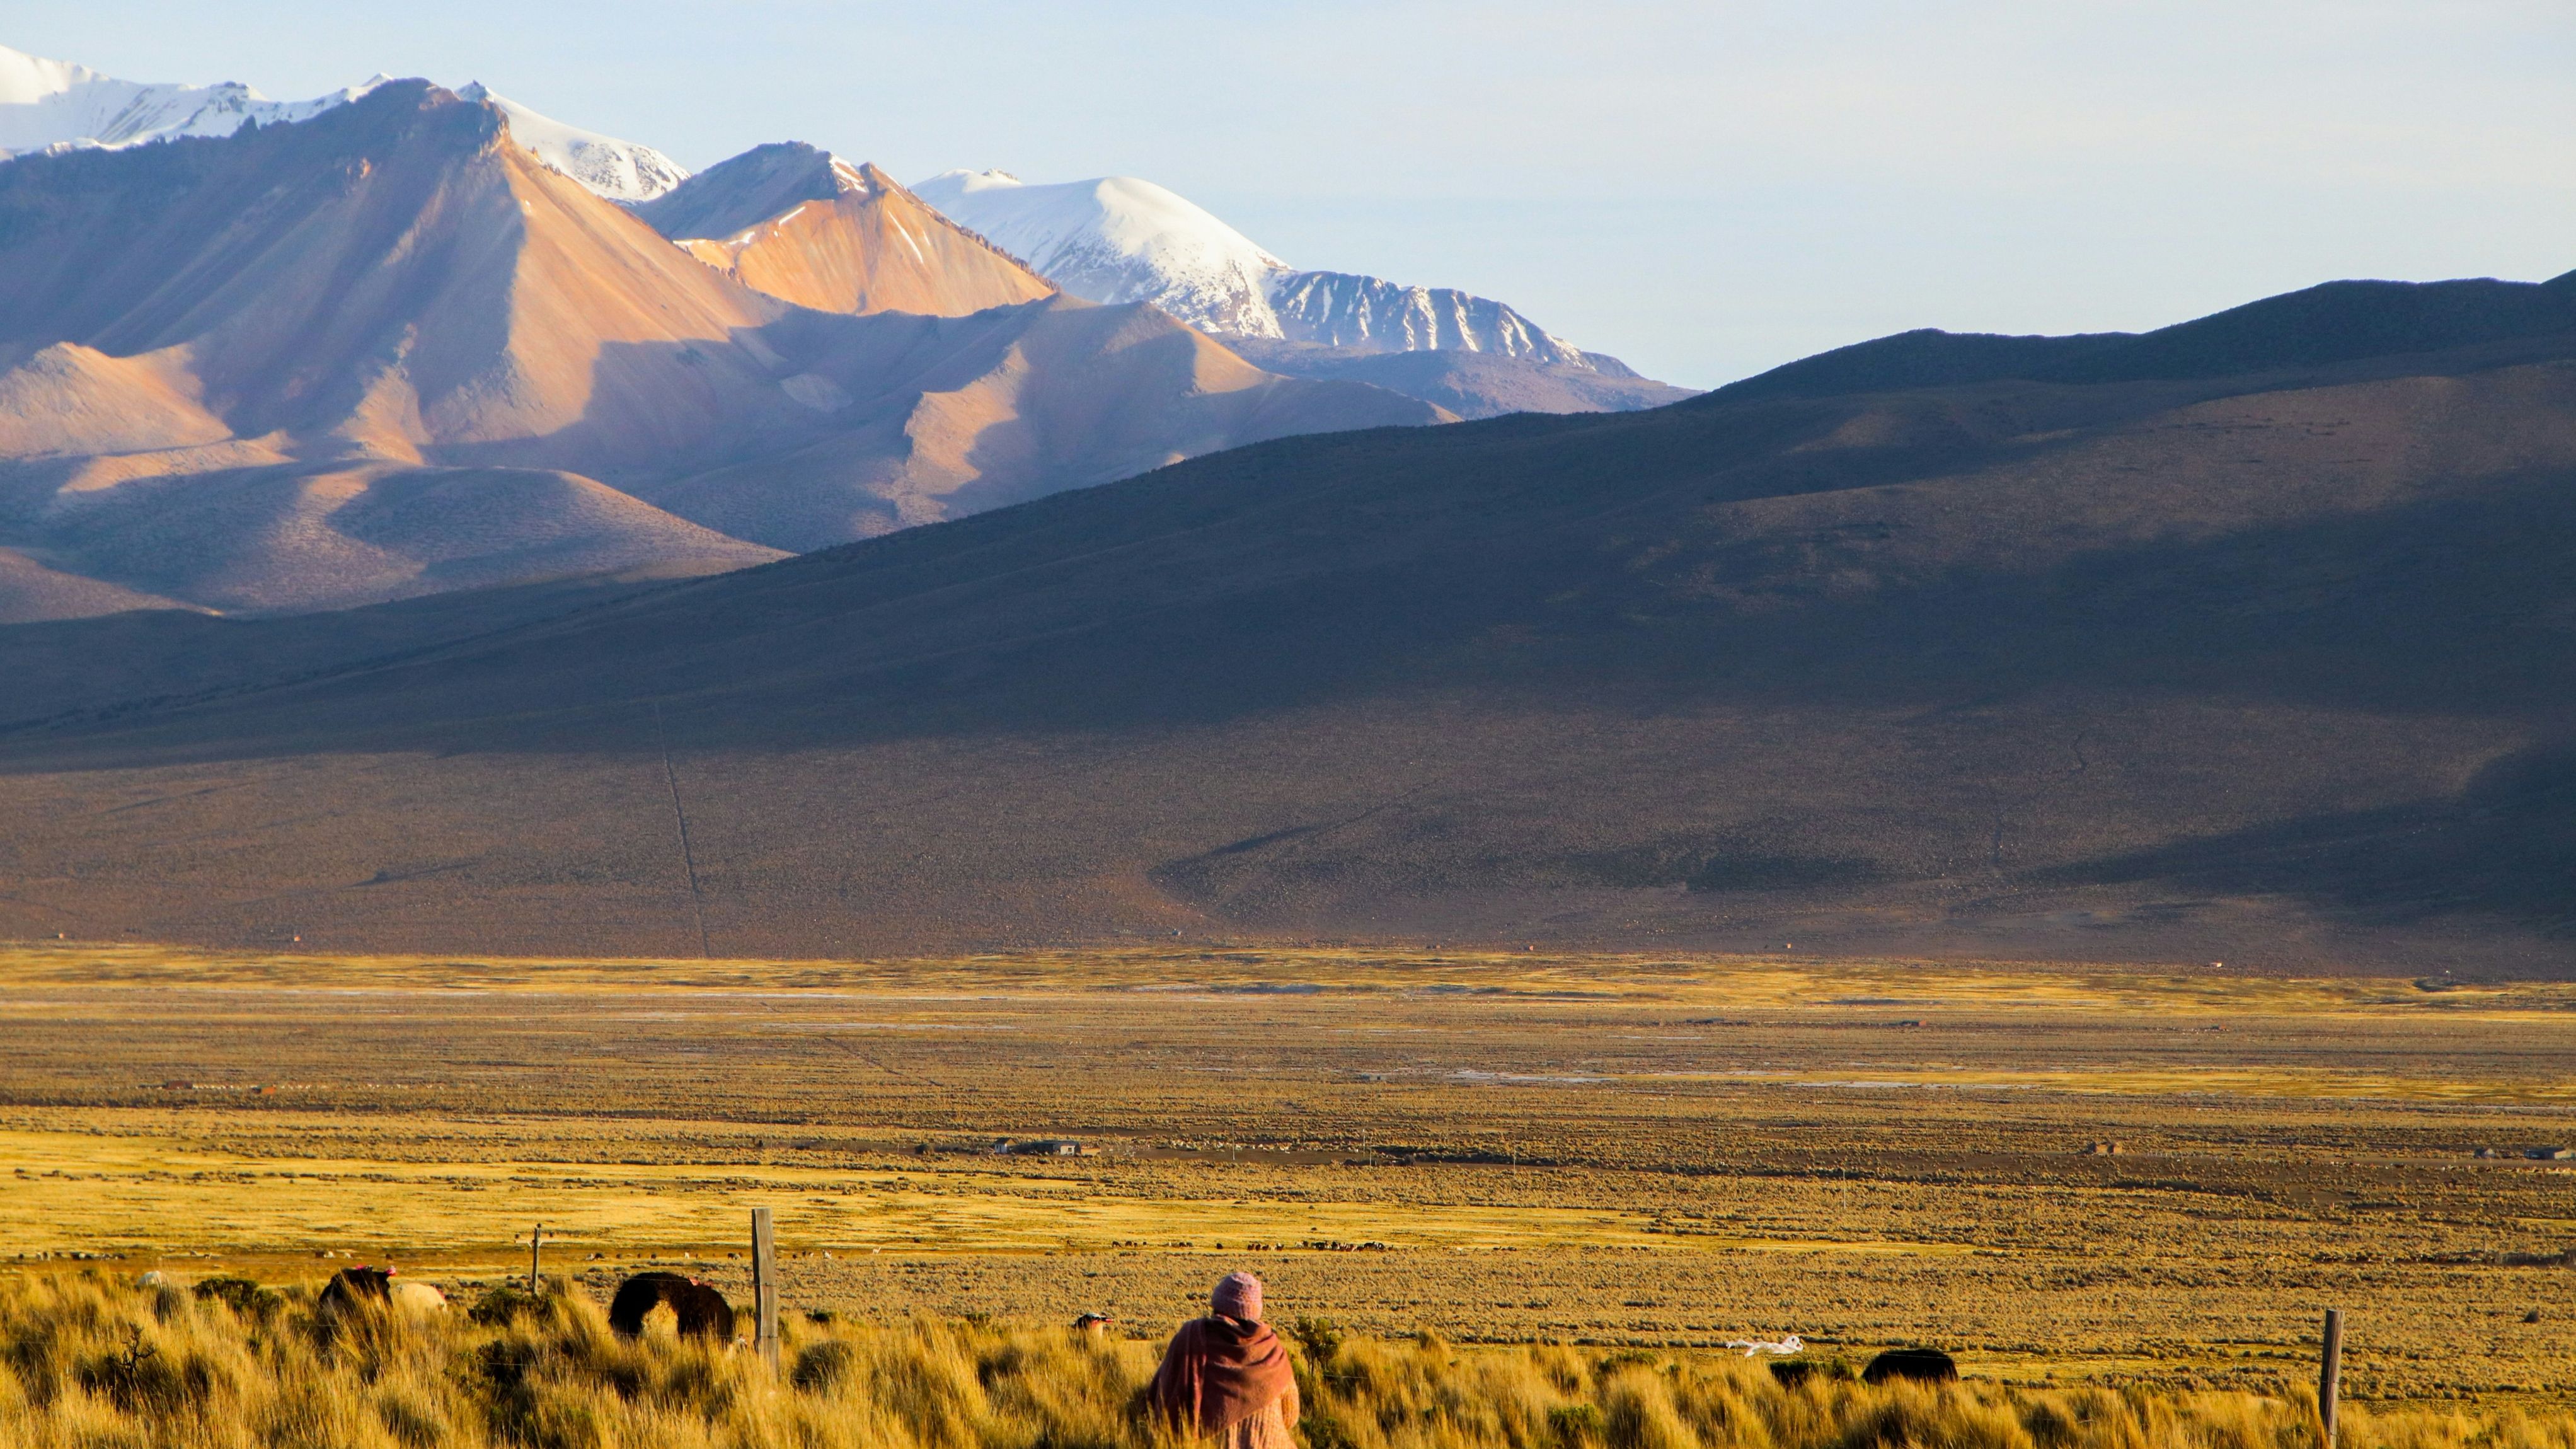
left=1210, top=1271, right=1264, bottom=1322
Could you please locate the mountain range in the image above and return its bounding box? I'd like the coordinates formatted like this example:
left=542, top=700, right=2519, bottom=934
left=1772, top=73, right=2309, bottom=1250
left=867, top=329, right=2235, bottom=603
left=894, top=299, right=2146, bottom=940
left=0, top=78, right=1443, bottom=616
left=0, top=45, right=1694, bottom=620
left=4, top=267, right=2574, bottom=969
left=911, top=170, right=1692, bottom=416
left=1, top=43, right=1686, bottom=412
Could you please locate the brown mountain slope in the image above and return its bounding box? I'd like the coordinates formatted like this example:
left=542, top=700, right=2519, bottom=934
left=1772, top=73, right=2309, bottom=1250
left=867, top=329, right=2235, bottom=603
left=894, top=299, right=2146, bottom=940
left=0, top=344, right=232, bottom=456
left=638, top=301, right=1461, bottom=546
left=0, top=548, right=198, bottom=625
left=633, top=144, right=1055, bottom=316
left=0, top=569, right=701, bottom=723
left=0, top=83, right=794, bottom=459
left=0, top=80, right=801, bottom=608
left=0, top=84, right=1442, bottom=615
left=8, top=463, right=783, bottom=614
left=6, top=275, right=2575, bottom=970
left=1224, top=337, right=1699, bottom=419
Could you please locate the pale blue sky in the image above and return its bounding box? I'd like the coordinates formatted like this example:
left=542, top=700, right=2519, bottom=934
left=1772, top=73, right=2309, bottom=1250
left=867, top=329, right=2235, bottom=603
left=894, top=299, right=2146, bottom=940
left=15, top=1, right=2573, bottom=387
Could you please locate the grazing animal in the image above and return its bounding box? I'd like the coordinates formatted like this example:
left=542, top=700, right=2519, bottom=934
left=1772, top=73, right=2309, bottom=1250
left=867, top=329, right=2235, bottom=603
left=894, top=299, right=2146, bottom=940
left=1073, top=1312, right=1115, bottom=1334
left=608, top=1271, right=737, bottom=1340
left=317, top=1266, right=447, bottom=1318
left=1863, top=1348, right=1958, bottom=1385
left=391, top=1281, right=449, bottom=1313
left=1769, top=1361, right=1817, bottom=1388
left=318, top=1265, right=394, bottom=1314
left=316, top=1266, right=396, bottom=1320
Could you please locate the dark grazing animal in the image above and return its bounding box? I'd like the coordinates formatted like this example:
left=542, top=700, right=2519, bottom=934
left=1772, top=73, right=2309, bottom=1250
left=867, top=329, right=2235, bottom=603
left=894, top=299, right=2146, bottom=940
left=607, top=1272, right=737, bottom=1340
left=1863, top=1348, right=1958, bottom=1385
left=1769, top=1361, right=1818, bottom=1388
left=317, top=1266, right=393, bottom=1315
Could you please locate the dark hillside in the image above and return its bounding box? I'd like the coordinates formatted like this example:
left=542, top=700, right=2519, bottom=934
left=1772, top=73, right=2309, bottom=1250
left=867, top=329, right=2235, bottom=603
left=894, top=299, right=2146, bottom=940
left=1716, top=272, right=2576, bottom=402
left=1704, top=330, right=2132, bottom=403
left=2053, top=275, right=2576, bottom=383
left=5, top=275, right=2575, bottom=971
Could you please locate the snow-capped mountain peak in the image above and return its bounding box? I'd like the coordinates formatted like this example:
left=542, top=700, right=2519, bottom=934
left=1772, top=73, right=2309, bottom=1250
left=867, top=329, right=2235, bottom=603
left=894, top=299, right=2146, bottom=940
left=913, top=169, right=1290, bottom=337
left=0, top=45, right=686, bottom=202
left=911, top=166, right=1613, bottom=371
left=455, top=81, right=687, bottom=202
left=0, top=43, right=384, bottom=159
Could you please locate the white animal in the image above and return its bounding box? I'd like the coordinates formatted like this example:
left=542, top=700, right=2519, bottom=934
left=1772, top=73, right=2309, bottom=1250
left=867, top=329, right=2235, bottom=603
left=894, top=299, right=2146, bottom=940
left=390, top=1281, right=449, bottom=1315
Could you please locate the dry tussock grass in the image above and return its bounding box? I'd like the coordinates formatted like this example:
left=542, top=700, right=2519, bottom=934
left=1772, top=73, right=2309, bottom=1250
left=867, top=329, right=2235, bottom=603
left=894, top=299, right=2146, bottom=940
left=4, top=1274, right=2570, bottom=1449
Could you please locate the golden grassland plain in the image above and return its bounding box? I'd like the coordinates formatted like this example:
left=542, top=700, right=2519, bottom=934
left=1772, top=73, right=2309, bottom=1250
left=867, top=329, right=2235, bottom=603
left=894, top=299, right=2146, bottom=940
left=1, top=942, right=2573, bottom=1411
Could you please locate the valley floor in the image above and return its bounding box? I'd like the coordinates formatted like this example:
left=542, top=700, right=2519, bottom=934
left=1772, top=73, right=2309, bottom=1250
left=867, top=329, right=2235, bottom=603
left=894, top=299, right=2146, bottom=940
left=1, top=944, right=2572, bottom=1404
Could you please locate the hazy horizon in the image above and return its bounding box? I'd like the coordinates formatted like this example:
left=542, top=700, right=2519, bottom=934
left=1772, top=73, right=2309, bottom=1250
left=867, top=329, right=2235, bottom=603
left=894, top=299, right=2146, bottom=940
left=11, top=1, right=2572, bottom=388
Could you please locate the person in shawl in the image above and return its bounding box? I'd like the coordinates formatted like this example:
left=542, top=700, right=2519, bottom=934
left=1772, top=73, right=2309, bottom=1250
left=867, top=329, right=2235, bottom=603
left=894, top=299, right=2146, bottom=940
left=1146, top=1272, right=1300, bottom=1447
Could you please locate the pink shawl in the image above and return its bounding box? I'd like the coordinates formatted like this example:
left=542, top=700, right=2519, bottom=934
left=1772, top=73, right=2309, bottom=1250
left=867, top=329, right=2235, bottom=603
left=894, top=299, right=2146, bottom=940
left=1146, top=1315, right=1299, bottom=1436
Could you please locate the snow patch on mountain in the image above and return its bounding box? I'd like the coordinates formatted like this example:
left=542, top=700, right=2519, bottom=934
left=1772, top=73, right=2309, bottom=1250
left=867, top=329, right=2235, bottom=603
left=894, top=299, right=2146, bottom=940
left=456, top=82, right=687, bottom=202
left=912, top=167, right=1612, bottom=371
left=0, top=45, right=686, bottom=202
left=0, top=43, right=384, bottom=158
left=1266, top=270, right=1618, bottom=373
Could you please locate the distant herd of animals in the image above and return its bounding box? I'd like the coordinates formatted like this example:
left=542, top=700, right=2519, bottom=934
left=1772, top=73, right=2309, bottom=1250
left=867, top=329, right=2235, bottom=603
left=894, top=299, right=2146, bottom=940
left=306, top=1264, right=1958, bottom=1383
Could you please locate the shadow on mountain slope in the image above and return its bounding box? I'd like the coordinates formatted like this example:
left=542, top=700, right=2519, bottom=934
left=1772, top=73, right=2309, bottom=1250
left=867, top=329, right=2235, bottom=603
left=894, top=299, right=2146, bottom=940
left=2045, top=744, right=2576, bottom=934
left=0, top=569, right=701, bottom=727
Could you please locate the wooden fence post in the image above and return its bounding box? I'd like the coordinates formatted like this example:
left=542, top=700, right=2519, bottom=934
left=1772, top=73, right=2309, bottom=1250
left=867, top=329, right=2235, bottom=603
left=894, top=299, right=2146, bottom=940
left=529, top=1223, right=542, bottom=1295
left=751, top=1208, right=779, bottom=1370
left=2318, top=1309, right=2343, bottom=1449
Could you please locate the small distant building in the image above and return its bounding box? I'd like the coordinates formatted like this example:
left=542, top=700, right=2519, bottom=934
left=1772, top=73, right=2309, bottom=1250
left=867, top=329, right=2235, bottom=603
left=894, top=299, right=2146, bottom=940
left=992, top=1138, right=1089, bottom=1157
left=2527, top=1146, right=2574, bottom=1161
